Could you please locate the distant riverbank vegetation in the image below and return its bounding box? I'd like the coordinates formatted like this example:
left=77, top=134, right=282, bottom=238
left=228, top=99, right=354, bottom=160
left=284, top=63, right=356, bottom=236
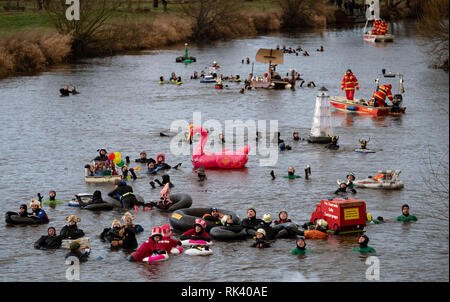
left=0, top=0, right=445, bottom=79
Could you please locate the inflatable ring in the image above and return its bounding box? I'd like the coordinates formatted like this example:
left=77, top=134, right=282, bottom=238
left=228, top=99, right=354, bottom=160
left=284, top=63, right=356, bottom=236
left=354, top=148, right=376, bottom=153
left=185, top=246, right=213, bottom=256
left=181, top=239, right=213, bottom=247
left=171, top=246, right=183, bottom=255
left=68, top=201, right=81, bottom=207
left=5, top=211, right=44, bottom=225
left=272, top=222, right=303, bottom=239
left=210, top=226, right=247, bottom=241
left=73, top=193, right=114, bottom=211
left=105, top=194, right=145, bottom=209
left=155, top=193, right=193, bottom=212
left=169, top=207, right=240, bottom=232
left=143, top=253, right=169, bottom=262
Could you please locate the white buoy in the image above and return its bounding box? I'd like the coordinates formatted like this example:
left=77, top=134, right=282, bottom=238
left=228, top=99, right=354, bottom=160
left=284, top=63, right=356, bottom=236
left=308, top=87, right=334, bottom=143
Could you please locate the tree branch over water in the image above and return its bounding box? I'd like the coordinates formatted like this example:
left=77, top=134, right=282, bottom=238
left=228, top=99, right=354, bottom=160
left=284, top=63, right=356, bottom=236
left=416, top=0, right=449, bottom=71
left=44, top=0, right=123, bottom=57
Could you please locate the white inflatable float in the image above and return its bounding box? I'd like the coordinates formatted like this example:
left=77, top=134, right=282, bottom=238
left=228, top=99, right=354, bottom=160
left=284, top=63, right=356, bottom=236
left=61, top=237, right=91, bottom=250
left=181, top=239, right=213, bottom=247
left=355, top=170, right=404, bottom=189
left=142, top=253, right=169, bottom=262
left=184, top=246, right=213, bottom=256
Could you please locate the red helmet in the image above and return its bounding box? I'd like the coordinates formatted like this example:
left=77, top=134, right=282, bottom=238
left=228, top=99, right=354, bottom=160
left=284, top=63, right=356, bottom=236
left=150, top=226, right=162, bottom=239
left=386, top=84, right=392, bottom=89
left=161, top=224, right=172, bottom=237
left=194, top=218, right=206, bottom=230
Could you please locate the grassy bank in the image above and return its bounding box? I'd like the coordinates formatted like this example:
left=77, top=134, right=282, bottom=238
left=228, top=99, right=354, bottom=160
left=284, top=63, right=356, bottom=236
left=0, top=0, right=337, bottom=79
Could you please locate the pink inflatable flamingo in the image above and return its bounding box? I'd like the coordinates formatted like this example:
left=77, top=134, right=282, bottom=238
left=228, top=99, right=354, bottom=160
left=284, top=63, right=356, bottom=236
left=192, top=126, right=250, bottom=169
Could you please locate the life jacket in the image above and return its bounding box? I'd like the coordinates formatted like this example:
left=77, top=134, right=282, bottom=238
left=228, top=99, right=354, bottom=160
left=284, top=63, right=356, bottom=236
left=341, top=74, right=359, bottom=90
left=304, top=230, right=328, bottom=239
left=373, top=85, right=393, bottom=103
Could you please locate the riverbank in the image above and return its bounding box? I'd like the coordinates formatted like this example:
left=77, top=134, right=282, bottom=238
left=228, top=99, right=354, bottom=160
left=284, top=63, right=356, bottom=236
left=0, top=0, right=417, bottom=80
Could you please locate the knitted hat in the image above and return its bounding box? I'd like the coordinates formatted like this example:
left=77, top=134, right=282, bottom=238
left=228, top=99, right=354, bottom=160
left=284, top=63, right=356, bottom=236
left=247, top=206, right=256, bottom=213
left=111, top=219, right=121, bottom=228
left=70, top=241, right=80, bottom=250
left=121, top=212, right=136, bottom=222
left=161, top=224, right=173, bottom=237
left=66, top=215, right=81, bottom=223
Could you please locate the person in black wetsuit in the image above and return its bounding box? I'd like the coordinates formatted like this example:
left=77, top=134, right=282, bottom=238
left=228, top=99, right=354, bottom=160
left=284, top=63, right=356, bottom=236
left=241, top=206, right=264, bottom=237
left=153, top=174, right=174, bottom=188
left=34, top=227, right=62, bottom=249
left=78, top=190, right=106, bottom=208
left=325, top=136, right=339, bottom=150
left=100, top=219, right=138, bottom=249
left=220, top=215, right=243, bottom=233
left=293, top=131, right=300, bottom=141
left=260, top=214, right=278, bottom=240
left=122, top=212, right=144, bottom=234
left=18, top=204, right=29, bottom=217
left=60, top=215, right=85, bottom=240
left=94, top=149, right=108, bottom=161
left=202, top=207, right=223, bottom=226
left=251, top=229, right=271, bottom=248
left=60, top=85, right=70, bottom=96
left=273, top=210, right=304, bottom=238
left=108, top=179, right=143, bottom=209
left=135, top=152, right=155, bottom=164
left=65, top=242, right=88, bottom=263
left=70, top=86, right=79, bottom=94
left=335, top=182, right=355, bottom=194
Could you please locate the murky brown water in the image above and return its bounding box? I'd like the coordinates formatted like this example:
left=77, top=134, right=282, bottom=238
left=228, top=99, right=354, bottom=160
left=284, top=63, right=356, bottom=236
left=0, top=22, right=448, bottom=282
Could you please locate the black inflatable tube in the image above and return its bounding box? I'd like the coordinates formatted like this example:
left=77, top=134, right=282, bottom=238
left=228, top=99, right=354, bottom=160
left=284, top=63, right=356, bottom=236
left=5, top=211, right=44, bottom=225
left=273, top=222, right=304, bottom=239
left=155, top=193, right=193, bottom=212
left=105, top=194, right=145, bottom=209
left=210, top=226, right=247, bottom=241
left=82, top=203, right=114, bottom=211
left=75, top=194, right=114, bottom=211
left=169, top=207, right=240, bottom=232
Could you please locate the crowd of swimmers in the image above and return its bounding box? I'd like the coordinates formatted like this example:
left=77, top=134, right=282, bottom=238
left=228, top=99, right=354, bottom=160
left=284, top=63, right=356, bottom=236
left=8, top=145, right=418, bottom=264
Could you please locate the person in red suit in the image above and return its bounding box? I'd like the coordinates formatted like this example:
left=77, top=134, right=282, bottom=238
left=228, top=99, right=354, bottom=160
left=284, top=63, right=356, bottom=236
left=341, top=69, right=359, bottom=101
left=372, top=84, right=393, bottom=107
left=127, top=226, right=163, bottom=261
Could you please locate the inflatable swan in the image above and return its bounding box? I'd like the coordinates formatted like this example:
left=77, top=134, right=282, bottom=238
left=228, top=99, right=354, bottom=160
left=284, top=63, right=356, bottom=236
left=192, top=126, right=250, bottom=169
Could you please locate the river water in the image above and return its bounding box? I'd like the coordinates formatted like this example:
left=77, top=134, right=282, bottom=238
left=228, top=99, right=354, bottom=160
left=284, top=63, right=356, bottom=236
left=0, top=22, right=448, bottom=282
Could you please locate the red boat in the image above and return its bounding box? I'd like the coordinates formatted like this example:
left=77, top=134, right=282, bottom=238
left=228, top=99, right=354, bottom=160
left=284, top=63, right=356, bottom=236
left=330, top=96, right=406, bottom=116
left=331, top=72, right=406, bottom=116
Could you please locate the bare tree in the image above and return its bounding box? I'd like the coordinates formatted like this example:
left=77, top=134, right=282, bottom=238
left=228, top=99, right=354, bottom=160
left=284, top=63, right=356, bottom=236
left=420, top=146, right=449, bottom=220
left=180, top=0, right=240, bottom=40
left=44, top=0, right=123, bottom=57
left=416, top=0, right=449, bottom=71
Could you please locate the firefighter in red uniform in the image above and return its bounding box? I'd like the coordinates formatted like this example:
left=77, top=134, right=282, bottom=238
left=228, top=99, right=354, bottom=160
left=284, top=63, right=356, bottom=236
left=378, top=20, right=388, bottom=35
left=341, top=69, right=359, bottom=101
left=371, top=19, right=381, bottom=35
left=372, top=84, right=393, bottom=107
left=127, top=226, right=163, bottom=261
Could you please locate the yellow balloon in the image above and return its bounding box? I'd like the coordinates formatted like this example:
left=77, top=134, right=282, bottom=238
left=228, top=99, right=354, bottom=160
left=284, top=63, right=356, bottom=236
left=114, top=152, right=121, bottom=162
